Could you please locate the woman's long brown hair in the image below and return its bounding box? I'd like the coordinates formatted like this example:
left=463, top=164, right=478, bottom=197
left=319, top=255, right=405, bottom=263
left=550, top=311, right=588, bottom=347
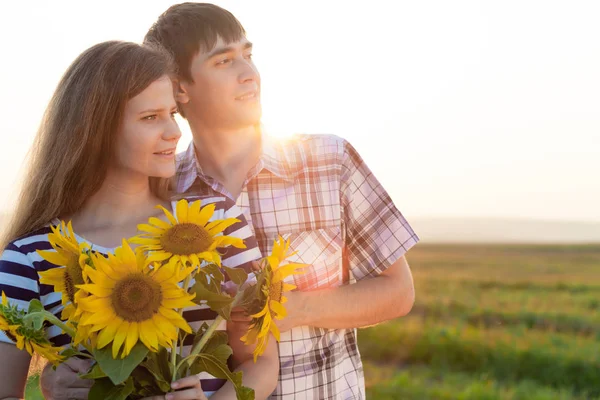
left=1, top=41, right=174, bottom=249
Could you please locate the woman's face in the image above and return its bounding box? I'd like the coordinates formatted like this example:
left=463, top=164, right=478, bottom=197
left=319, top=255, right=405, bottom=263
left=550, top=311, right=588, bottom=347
left=114, top=75, right=181, bottom=179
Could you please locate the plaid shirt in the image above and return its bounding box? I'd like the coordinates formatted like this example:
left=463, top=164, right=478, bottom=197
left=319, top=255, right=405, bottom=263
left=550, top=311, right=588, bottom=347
left=174, top=134, right=419, bottom=399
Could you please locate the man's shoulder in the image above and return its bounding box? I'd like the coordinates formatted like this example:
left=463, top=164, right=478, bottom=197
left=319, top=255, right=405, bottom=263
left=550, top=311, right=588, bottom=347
left=281, top=133, right=348, bottom=153
left=275, top=134, right=349, bottom=167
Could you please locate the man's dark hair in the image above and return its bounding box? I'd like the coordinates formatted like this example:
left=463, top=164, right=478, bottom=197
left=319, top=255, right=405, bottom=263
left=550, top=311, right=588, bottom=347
left=144, top=2, right=246, bottom=83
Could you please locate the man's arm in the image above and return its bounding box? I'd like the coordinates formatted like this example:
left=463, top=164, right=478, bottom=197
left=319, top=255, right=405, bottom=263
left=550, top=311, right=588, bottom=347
left=211, top=325, right=279, bottom=400
left=276, top=255, right=415, bottom=332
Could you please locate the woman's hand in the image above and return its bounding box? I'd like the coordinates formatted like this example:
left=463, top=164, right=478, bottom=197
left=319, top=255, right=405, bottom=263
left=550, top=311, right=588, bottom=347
left=39, top=357, right=94, bottom=400
left=162, top=375, right=208, bottom=400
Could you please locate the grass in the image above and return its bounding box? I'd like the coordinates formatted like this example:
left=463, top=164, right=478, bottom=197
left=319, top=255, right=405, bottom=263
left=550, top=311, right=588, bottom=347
left=360, top=244, right=600, bottom=399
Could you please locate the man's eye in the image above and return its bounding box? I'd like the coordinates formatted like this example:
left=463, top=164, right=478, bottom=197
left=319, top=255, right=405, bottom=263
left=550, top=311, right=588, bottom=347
left=216, top=58, right=231, bottom=65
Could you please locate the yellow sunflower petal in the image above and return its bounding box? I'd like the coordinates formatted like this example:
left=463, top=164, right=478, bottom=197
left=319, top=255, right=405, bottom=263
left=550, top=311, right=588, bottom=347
left=137, top=224, right=166, bottom=236
left=273, top=263, right=308, bottom=282
left=210, top=236, right=246, bottom=250
left=282, top=283, right=296, bottom=292
left=175, top=199, right=189, bottom=223
left=113, top=321, right=130, bottom=358
left=269, top=300, right=287, bottom=319
left=157, top=205, right=177, bottom=225
left=147, top=252, right=173, bottom=263
left=251, top=303, right=269, bottom=319
left=148, top=217, right=172, bottom=230
left=196, top=203, right=215, bottom=226
left=129, top=237, right=161, bottom=245
left=79, top=309, right=115, bottom=325
left=37, top=250, right=68, bottom=267
left=76, top=284, right=112, bottom=298
left=138, top=320, right=159, bottom=351
left=124, top=322, right=139, bottom=355
left=205, top=218, right=240, bottom=236
left=269, top=318, right=281, bottom=342
left=187, top=200, right=202, bottom=223
left=97, top=319, right=123, bottom=349
left=158, top=307, right=192, bottom=333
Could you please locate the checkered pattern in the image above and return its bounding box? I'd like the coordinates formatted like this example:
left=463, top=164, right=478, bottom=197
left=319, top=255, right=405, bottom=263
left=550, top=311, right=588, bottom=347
left=175, top=134, right=419, bottom=399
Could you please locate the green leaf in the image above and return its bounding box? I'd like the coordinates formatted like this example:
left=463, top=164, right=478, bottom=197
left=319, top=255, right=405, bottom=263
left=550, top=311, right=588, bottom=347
left=189, top=353, right=254, bottom=400
left=130, top=365, right=169, bottom=397
left=140, top=348, right=172, bottom=391
left=28, top=312, right=46, bottom=331
left=191, top=278, right=234, bottom=320
left=202, top=263, right=225, bottom=286
left=207, top=343, right=233, bottom=364
left=236, top=277, right=264, bottom=314
left=79, top=363, right=107, bottom=379
left=94, top=342, right=149, bottom=385
left=222, top=265, right=248, bottom=287
left=59, top=348, right=81, bottom=358
left=200, top=330, right=232, bottom=362
left=27, top=299, right=44, bottom=314
left=88, top=377, right=134, bottom=400
left=199, top=330, right=228, bottom=351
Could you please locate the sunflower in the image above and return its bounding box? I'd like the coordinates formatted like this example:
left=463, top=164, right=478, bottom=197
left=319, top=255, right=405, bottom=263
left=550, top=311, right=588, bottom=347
left=130, top=199, right=246, bottom=269
left=0, top=292, right=63, bottom=364
left=37, top=221, right=90, bottom=320
left=241, top=236, right=307, bottom=361
left=0, top=294, right=20, bottom=342
left=77, top=240, right=195, bottom=358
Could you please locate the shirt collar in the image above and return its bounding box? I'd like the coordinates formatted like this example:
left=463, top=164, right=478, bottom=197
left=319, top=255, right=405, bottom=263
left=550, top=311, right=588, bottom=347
left=177, top=134, right=297, bottom=193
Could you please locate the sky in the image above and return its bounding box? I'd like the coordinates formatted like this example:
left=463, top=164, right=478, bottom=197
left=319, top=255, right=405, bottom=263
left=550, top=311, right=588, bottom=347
left=0, top=0, right=598, bottom=222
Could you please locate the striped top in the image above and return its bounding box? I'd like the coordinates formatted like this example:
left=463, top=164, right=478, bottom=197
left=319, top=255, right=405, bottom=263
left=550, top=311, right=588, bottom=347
left=0, top=195, right=262, bottom=396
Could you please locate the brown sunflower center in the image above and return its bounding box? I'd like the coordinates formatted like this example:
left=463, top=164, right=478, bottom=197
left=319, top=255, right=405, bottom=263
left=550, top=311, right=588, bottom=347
left=160, top=223, right=213, bottom=255
left=269, top=281, right=284, bottom=303
left=110, top=273, right=163, bottom=322
left=3, top=326, right=17, bottom=343
left=63, top=257, right=84, bottom=303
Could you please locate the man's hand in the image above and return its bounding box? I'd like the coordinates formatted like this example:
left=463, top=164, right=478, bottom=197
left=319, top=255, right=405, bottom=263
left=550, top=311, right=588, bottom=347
left=40, top=357, right=94, bottom=400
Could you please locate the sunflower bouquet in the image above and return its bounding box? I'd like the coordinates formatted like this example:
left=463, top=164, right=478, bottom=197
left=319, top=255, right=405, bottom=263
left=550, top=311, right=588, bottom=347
left=0, top=199, right=306, bottom=400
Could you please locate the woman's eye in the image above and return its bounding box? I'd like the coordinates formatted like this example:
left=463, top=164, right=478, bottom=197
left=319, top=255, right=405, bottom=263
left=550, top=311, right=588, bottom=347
left=142, top=115, right=157, bottom=121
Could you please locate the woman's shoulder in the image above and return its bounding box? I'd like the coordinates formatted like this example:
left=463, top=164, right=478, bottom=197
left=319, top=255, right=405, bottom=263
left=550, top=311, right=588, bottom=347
left=3, top=225, right=54, bottom=257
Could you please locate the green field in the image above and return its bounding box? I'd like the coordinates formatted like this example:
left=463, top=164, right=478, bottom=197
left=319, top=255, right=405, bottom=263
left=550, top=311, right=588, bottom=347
left=25, top=244, right=600, bottom=399
left=360, top=244, right=600, bottom=399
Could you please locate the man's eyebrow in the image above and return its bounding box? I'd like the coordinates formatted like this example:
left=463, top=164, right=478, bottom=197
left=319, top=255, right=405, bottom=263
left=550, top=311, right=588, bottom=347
left=206, top=41, right=253, bottom=59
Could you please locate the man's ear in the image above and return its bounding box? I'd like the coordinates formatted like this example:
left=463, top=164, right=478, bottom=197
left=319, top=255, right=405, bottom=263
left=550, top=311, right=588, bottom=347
left=174, top=79, right=190, bottom=104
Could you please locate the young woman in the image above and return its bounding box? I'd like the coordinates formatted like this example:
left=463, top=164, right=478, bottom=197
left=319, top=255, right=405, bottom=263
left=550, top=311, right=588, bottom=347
left=0, top=41, right=278, bottom=400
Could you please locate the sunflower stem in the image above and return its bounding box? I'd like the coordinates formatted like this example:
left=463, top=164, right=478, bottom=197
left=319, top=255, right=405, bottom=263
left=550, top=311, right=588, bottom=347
left=186, top=314, right=224, bottom=366
left=183, top=287, right=245, bottom=371
left=171, top=272, right=194, bottom=382
left=24, top=311, right=76, bottom=338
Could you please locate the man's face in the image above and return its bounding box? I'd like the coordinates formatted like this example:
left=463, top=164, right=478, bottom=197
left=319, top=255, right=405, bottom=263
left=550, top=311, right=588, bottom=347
left=181, top=35, right=261, bottom=130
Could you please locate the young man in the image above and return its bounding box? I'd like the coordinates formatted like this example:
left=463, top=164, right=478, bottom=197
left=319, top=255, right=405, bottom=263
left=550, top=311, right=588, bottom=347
left=144, top=3, right=418, bottom=399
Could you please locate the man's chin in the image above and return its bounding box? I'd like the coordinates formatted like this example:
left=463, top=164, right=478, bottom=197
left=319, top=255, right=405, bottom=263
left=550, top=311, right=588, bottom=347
left=232, top=110, right=262, bottom=130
